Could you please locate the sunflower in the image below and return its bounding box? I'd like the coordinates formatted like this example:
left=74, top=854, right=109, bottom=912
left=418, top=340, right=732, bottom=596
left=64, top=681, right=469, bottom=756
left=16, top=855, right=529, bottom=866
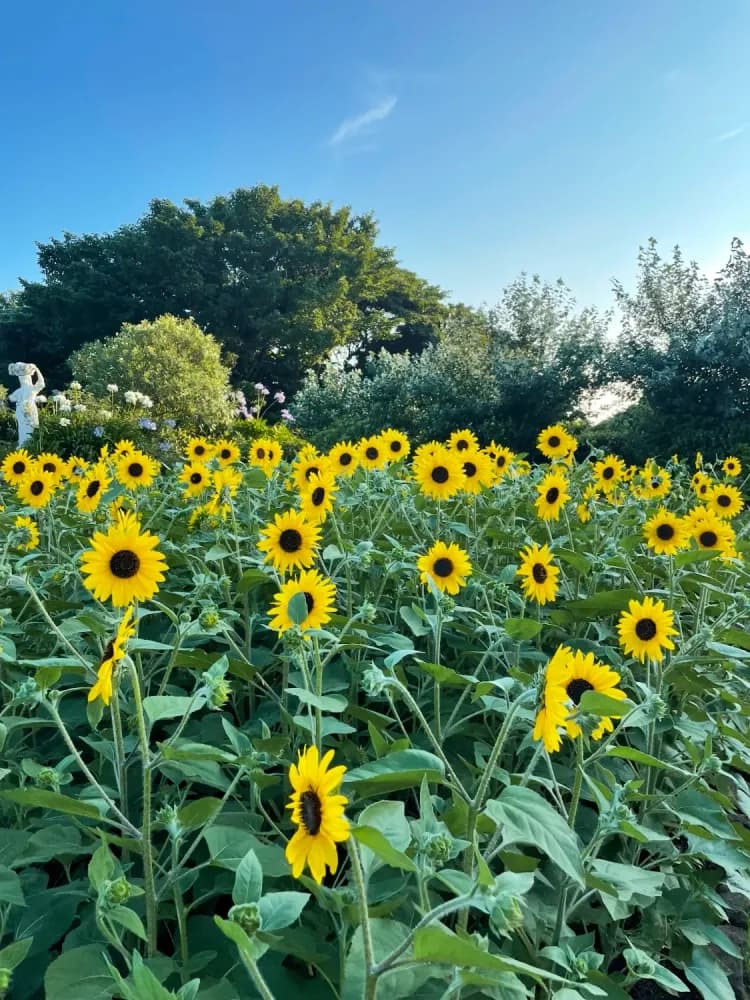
left=535, top=471, right=570, bottom=521
left=533, top=646, right=627, bottom=753
left=116, top=451, right=160, bottom=490
left=484, top=442, right=515, bottom=481
left=76, top=463, right=112, bottom=514
left=593, top=454, right=626, bottom=493
left=358, top=434, right=389, bottom=471
left=459, top=449, right=495, bottom=494
left=722, top=456, right=742, bottom=478
left=65, top=456, right=90, bottom=479
left=413, top=444, right=466, bottom=501
left=417, top=540, right=472, bottom=595
left=577, top=502, right=592, bottom=523
left=179, top=462, right=211, bottom=498
left=13, top=515, right=40, bottom=552
left=268, top=569, right=337, bottom=635
left=328, top=441, right=360, bottom=478
left=537, top=424, right=575, bottom=461
left=292, top=447, right=331, bottom=489
left=635, top=463, right=671, bottom=500
left=80, top=511, right=168, bottom=607
left=249, top=437, right=282, bottom=477
left=2, top=449, right=33, bottom=486
left=617, top=596, right=677, bottom=664
left=449, top=428, right=480, bottom=453
left=214, top=438, right=241, bottom=467
left=113, top=438, right=136, bottom=458
left=258, top=509, right=321, bottom=573
left=299, top=471, right=338, bottom=524
left=285, top=746, right=349, bottom=884
left=686, top=506, right=736, bottom=557
left=37, top=452, right=65, bottom=484
left=381, top=428, right=411, bottom=462
left=517, top=543, right=560, bottom=605
left=213, top=466, right=242, bottom=499
left=186, top=437, right=214, bottom=463
left=707, top=483, right=744, bottom=520
left=17, top=466, right=57, bottom=509
left=642, top=507, right=687, bottom=556
left=691, top=472, right=712, bottom=501
left=88, top=606, right=136, bottom=706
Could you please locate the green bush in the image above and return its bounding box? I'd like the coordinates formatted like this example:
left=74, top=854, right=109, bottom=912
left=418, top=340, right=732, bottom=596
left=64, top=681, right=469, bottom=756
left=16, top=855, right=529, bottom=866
left=228, top=416, right=307, bottom=459
left=68, top=314, right=235, bottom=428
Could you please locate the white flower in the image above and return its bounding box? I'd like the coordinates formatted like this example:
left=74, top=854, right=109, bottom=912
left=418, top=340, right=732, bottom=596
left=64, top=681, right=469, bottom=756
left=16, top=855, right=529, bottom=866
left=100, top=409, right=112, bottom=419
left=141, top=396, right=154, bottom=409
left=106, top=383, right=119, bottom=393
left=254, top=382, right=266, bottom=392
left=124, top=390, right=138, bottom=405
left=74, top=403, right=87, bottom=412
left=59, top=399, right=72, bottom=412
left=69, top=381, right=82, bottom=391
left=59, top=417, right=70, bottom=427
left=36, top=395, right=47, bottom=403
left=274, top=391, right=286, bottom=403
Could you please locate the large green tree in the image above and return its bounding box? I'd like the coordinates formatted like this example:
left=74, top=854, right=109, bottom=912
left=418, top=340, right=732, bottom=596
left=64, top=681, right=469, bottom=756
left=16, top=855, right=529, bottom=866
left=0, top=185, right=444, bottom=393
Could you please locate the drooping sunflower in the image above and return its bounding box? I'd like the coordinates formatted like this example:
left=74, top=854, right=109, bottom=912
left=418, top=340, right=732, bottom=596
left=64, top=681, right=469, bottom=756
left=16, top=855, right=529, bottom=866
left=707, top=483, right=744, bottom=520
left=593, top=454, right=626, bottom=493
left=617, top=596, right=677, bottom=664
left=517, top=542, right=560, bottom=605
left=358, top=434, right=389, bottom=471
left=292, top=447, right=330, bottom=490
left=257, top=509, right=321, bottom=573
left=417, top=540, right=472, bottom=595
left=13, top=514, right=40, bottom=552
left=76, top=463, right=112, bottom=514
left=17, top=466, right=57, bottom=509
left=37, top=452, right=65, bottom=484
left=285, top=746, right=349, bottom=884
left=116, top=451, right=160, bottom=490
left=533, top=646, right=627, bottom=754
left=80, top=511, right=168, bottom=607
left=179, top=462, right=211, bottom=498
left=328, top=441, right=360, bottom=478
left=381, top=428, right=411, bottom=462
left=268, top=569, right=337, bottom=635
left=65, top=455, right=90, bottom=479
left=459, top=449, right=495, bottom=495
left=535, top=471, right=570, bottom=521
left=185, top=437, right=214, bottom=463
left=449, top=428, right=480, bottom=453
left=691, top=472, right=713, bottom=501
left=88, top=606, right=136, bottom=706
left=722, top=456, right=742, bottom=478
left=413, top=444, right=466, bottom=501
left=2, top=449, right=33, bottom=486
left=484, top=442, right=515, bottom=481
left=299, top=471, right=338, bottom=524
left=213, top=466, right=243, bottom=499
left=214, top=438, right=241, bottom=467
left=686, top=506, right=736, bottom=557
left=537, top=424, right=575, bottom=461
left=642, top=507, right=687, bottom=556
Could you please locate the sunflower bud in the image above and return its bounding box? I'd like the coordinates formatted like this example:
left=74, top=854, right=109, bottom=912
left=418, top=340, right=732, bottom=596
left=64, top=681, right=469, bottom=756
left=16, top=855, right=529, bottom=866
left=14, top=677, right=41, bottom=705
left=229, top=902, right=262, bottom=935
left=103, top=876, right=133, bottom=907
left=155, top=804, right=182, bottom=838
left=490, top=894, right=525, bottom=937
left=362, top=666, right=391, bottom=697
left=624, top=947, right=656, bottom=978
left=35, top=767, right=60, bottom=791
left=199, top=606, right=222, bottom=630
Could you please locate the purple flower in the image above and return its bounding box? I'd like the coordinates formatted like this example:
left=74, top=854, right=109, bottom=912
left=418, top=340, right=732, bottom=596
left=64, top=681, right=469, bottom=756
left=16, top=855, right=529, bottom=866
left=93, top=425, right=104, bottom=438
left=274, top=391, right=286, bottom=403
left=281, top=408, right=295, bottom=423
left=159, top=440, right=171, bottom=452
left=138, top=418, right=157, bottom=431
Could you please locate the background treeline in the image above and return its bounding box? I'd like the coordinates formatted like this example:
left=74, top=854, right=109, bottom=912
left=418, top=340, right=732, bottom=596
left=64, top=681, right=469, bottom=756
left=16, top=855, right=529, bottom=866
left=1, top=184, right=749, bottom=461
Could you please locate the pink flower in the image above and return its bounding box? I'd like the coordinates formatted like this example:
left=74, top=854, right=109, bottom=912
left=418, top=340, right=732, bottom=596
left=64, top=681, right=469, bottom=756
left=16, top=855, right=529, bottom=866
left=281, top=408, right=295, bottom=422
left=274, top=391, right=286, bottom=403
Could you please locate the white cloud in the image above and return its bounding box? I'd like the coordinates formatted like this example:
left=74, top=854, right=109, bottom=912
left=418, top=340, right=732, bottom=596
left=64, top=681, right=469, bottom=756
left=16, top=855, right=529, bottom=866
left=714, top=123, right=746, bottom=143
left=329, top=96, right=397, bottom=146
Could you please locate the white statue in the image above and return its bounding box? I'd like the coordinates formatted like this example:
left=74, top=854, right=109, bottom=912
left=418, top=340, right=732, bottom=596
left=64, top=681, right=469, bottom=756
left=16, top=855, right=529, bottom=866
left=8, top=363, right=45, bottom=446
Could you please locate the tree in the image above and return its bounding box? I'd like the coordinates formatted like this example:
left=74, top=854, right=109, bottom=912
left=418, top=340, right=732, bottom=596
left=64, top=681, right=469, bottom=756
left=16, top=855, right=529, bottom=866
left=0, top=186, right=444, bottom=393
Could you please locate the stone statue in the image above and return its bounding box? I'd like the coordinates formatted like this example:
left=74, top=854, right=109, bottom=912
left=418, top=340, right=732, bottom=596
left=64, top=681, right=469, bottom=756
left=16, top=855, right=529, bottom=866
left=8, top=363, right=45, bottom=446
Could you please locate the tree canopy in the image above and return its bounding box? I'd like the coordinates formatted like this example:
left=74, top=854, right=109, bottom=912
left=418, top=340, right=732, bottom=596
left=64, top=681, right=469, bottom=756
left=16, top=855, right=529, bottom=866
left=0, top=185, right=445, bottom=394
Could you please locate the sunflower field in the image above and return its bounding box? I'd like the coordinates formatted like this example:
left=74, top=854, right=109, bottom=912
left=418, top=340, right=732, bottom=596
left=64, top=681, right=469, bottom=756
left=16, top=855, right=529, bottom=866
left=0, top=426, right=749, bottom=1000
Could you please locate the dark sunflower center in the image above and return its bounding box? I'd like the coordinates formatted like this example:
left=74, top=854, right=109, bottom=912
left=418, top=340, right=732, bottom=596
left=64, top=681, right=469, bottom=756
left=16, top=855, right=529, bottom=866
left=431, top=465, right=449, bottom=484
left=433, top=557, right=454, bottom=577
left=279, top=528, right=302, bottom=553
left=190, top=472, right=203, bottom=484
left=365, top=447, right=378, bottom=460
left=303, top=591, right=315, bottom=613
left=651, top=478, right=660, bottom=489
left=43, top=462, right=56, bottom=473
left=566, top=678, right=594, bottom=705
left=602, top=467, right=615, bottom=480
left=656, top=523, right=674, bottom=540
left=195, top=445, right=205, bottom=456
left=305, top=466, right=319, bottom=480
left=548, top=435, right=561, bottom=448
left=311, top=486, right=325, bottom=506
left=635, top=618, right=657, bottom=641
left=546, top=487, right=559, bottom=504
left=128, top=462, right=144, bottom=478
left=110, top=549, right=141, bottom=579
left=532, top=562, right=547, bottom=583
left=456, top=439, right=469, bottom=451
left=699, top=484, right=708, bottom=495
left=699, top=530, right=718, bottom=548
left=339, top=452, right=352, bottom=466
left=30, top=480, right=44, bottom=496
left=463, top=461, right=477, bottom=478
left=86, top=480, right=101, bottom=498
left=221, top=449, right=231, bottom=460
left=100, top=639, right=116, bottom=665
left=12, top=461, right=26, bottom=474
left=497, top=455, right=506, bottom=467
left=390, top=440, right=402, bottom=453
left=257, top=447, right=266, bottom=459
left=717, top=494, right=731, bottom=507
left=300, top=789, right=322, bottom=836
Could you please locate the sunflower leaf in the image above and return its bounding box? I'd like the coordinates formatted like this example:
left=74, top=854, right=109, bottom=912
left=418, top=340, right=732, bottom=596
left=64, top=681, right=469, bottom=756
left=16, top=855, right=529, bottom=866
left=233, top=848, right=263, bottom=904
left=577, top=691, right=633, bottom=717
left=288, top=592, right=309, bottom=625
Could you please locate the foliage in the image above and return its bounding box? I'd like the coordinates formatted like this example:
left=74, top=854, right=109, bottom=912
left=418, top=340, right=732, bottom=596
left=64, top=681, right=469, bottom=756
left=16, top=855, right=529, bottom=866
left=68, top=315, right=235, bottom=428
left=0, top=185, right=445, bottom=394
left=0, top=431, right=748, bottom=998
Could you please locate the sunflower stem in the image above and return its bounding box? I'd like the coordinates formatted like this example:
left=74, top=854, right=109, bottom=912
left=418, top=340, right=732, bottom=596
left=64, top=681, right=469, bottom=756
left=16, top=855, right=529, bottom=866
left=239, top=954, right=275, bottom=1000
left=567, top=734, right=585, bottom=830
left=347, top=837, right=376, bottom=1000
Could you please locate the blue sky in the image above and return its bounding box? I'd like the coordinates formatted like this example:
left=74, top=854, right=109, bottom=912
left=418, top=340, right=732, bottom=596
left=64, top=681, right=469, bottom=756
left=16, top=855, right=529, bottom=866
left=2, top=1, right=748, bottom=311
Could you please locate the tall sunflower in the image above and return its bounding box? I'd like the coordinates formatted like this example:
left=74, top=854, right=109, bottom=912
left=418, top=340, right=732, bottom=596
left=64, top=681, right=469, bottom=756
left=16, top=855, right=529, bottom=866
left=642, top=507, right=687, bottom=556
left=65, top=456, right=90, bottom=479
left=686, top=506, right=736, bottom=557
left=17, top=467, right=57, bottom=509
left=258, top=509, right=321, bottom=573
left=358, top=434, right=389, bottom=471
left=417, top=540, right=472, bottom=595
left=77, top=463, right=112, bottom=514
left=381, top=428, right=411, bottom=462
left=292, top=447, right=330, bottom=490
left=13, top=515, right=40, bottom=552
left=485, top=443, right=515, bottom=481
left=249, top=437, right=282, bottom=477
left=413, top=444, right=466, bottom=501
left=459, top=449, right=494, bottom=494
left=634, top=463, right=671, bottom=501
left=449, top=428, right=479, bottom=453
left=113, top=439, right=136, bottom=458
left=185, top=437, right=214, bottom=463
left=37, top=452, right=65, bottom=484
left=707, top=483, right=744, bottom=520
left=722, top=456, right=742, bottom=478
left=537, top=424, right=575, bottom=461
left=213, top=466, right=242, bottom=499
left=80, top=512, right=168, bottom=607
left=179, top=462, right=211, bottom=498
left=268, top=569, right=336, bottom=635
left=2, top=449, right=33, bottom=487
left=299, top=471, right=338, bottom=524
left=285, top=746, right=349, bottom=884
left=116, top=451, right=160, bottom=490
left=593, top=454, right=626, bottom=493
left=517, top=542, right=560, bottom=605
left=214, top=439, right=241, bottom=467
left=88, top=606, right=136, bottom=706
left=617, top=596, right=677, bottom=664
left=535, top=471, right=570, bottom=521
left=328, top=441, right=360, bottom=478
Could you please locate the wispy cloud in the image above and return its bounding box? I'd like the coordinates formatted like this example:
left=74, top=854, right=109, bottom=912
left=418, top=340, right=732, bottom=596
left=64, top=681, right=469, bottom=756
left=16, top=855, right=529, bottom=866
left=714, top=123, right=747, bottom=143
left=329, top=96, right=397, bottom=146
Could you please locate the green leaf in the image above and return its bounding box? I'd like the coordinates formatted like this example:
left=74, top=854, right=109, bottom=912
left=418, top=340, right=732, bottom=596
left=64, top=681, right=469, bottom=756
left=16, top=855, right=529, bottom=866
left=565, top=588, right=640, bottom=614
left=177, top=796, right=224, bottom=831
left=578, top=691, right=632, bottom=717
left=706, top=640, right=750, bottom=660
left=0, top=787, right=102, bottom=820
left=399, top=604, right=431, bottom=636
left=0, top=937, right=33, bottom=969
left=356, top=800, right=412, bottom=875
left=204, top=826, right=288, bottom=876
left=352, top=826, right=417, bottom=872
left=286, top=686, right=348, bottom=712
left=412, top=924, right=562, bottom=983
left=44, top=944, right=115, bottom=1000
left=108, top=905, right=147, bottom=941
left=416, top=661, right=475, bottom=686
left=504, top=618, right=542, bottom=640
left=344, top=919, right=433, bottom=1000
left=683, top=948, right=734, bottom=1000
left=287, top=592, right=309, bottom=625
left=343, top=750, right=445, bottom=797
left=214, top=915, right=267, bottom=963
left=143, top=694, right=206, bottom=727
left=484, top=786, right=584, bottom=886
left=236, top=568, right=273, bottom=594
left=88, top=844, right=116, bottom=891
left=258, top=890, right=310, bottom=931
left=606, top=746, right=670, bottom=769
left=233, top=849, right=263, bottom=905
left=0, top=865, right=24, bottom=906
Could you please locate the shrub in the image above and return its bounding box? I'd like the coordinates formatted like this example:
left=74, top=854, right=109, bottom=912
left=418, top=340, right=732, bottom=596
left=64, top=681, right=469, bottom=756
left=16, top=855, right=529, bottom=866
left=69, top=314, right=235, bottom=428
